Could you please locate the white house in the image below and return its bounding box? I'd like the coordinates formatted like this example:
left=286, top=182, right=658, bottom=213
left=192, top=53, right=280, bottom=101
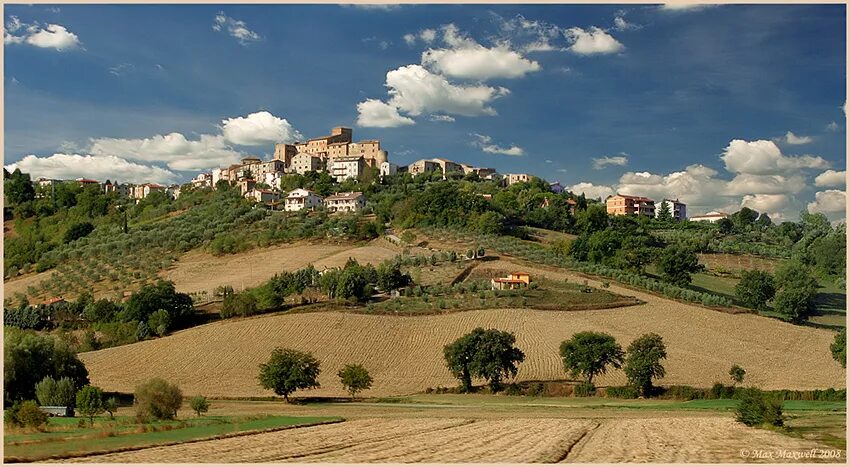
left=689, top=210, right=730, bottom=223
left=192, top=173, right=212, bottom=188
left=284, top=188, right=323, bottom=212
left=330, top=156, right=364, bottom=182
left=325, top=191, right=366, bottom=213
left=380, top=161, right=398, bottom=177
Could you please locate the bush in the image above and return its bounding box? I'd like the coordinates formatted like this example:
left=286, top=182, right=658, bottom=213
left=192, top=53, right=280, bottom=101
left=734, top=270, right=775, bottom=310
left=221, top=291, right=258, bottom=318
left=148, top=309, right=171, bottom=337
left=76, top=385, right=105, bottom=426
left=35, top=376, right=77, bottom=407
left=134, top=378, right=183, bottom=421
left=16, top=400, right=48, bottom=429
left=190, top=396, right=210, bottom=417
left=735, top=388, right=783, bottom=427
left=574, top=382, right=596, bottom=397
left=831, top=329, right=846, bottom=368
left=337, top=364, right=373, bottom=399
left=605, top=385, right=640, bottom=399
left=503, top=383, right=522, bottom=396
left=527, top=382, right=545, bottom=397
left=4, top=328, right=89, bottom=404
left=63, top=222, right=95, bottom=244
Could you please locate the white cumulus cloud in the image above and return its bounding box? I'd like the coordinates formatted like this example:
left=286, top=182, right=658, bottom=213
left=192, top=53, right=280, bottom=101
left=356, top=99, right=416, bottom=128
left=221, top=111, right=302, bottom=146
left=565, top=27, right=624, bottom=55
left=429, top=114, right=455, bottom=123
left=783, top=131, right=813, bottom=145
left=721, top=139, right=829, bottom=175
left=808, top=190, right=846, bottom=214
left=385, top=64, right=509, bottom=117
left=592, top=155, right=629, bottom=169
left=815, top=170, right=846, bottom=188
left=5, top=154, right=178, bottom=185
left=5, top=21, right=81, bottom=51
left=569, top=182, right=615, bottom=201
left=213, top=12, right=260, bottom=45
left=89, top=133, right=243, bottom=171
left=741, top=194, right=789, bottom=213
left=472, top=134, right=524, bottom=156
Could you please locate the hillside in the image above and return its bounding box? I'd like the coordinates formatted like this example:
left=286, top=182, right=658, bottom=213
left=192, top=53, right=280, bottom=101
left=80, top=264, right=845, bottom=397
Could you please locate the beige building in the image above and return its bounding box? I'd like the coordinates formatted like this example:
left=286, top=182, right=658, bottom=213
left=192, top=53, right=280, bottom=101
left=325, top=191, right=366, bottom=213
left=133, top=183, right=165, bottom=200
left=461, top=164, right=497, bottom=178
left=289, top=152, right=324, bottom=174
left=245, top=189, right=279, bottom=204
left=273, top=143, right=298, bottom=167
left=408, top=159, right=441, bottom=175
left=330, top=156, right=364, bottom=182
left=191, top=172, right=212, bottom=188
left=291, top=127, right=387, bottom=169
left=606, top=194, right=656, bottom=217
left=505, top=173, right=532, bottom=185
left=284, top=188, right=323, bottom=212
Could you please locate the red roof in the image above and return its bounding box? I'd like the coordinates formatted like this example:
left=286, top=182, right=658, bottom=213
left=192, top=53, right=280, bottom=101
left=43, top=296, right=65, bottom=305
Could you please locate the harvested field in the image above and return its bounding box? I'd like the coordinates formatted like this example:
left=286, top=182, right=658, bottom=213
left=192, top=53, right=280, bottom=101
left=698, top=253, right=780, bottom=274
left=66, top=417, right=842, bottom=463
left=81, top=258, right=845, bottom=397
left=160, top=239, right=401, bottom=293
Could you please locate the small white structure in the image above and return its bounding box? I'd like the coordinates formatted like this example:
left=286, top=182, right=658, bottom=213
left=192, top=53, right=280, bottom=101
left=284, top=188, right=323, bottom=212
left=191, top=172, right=212, bottom=188
left=166, top=184, right=182, bottom=200
left=264, top=172, right=283, bottom=190
left=505, top=173, right=531, bottom=185
left=689, top=210, right=730, bottom=223
left=245, top=189, right=279, bottom=204
left=325, top=191, right=366, bottom=213
left=380, top=161, right=398, bottom=177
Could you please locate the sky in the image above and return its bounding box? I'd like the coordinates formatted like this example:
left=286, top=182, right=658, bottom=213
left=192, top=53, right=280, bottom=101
left=3, top=3, right=847, bottom=222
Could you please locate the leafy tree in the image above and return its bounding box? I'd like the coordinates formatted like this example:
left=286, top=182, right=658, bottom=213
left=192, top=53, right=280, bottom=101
left=586, top=228, right=622, bottom=264
left=63, top=222, right=95, bottom=244
left=190, top=395, right=210, bottom=417
left=773, top=260, right=818, bottom=323
left=469, top=328, right=525, bottom=392
left=734, top=270, right=775, bottom=310
left=258, top=348, right=321, bottom=402
left=221, top=291, right=259, bottom=318
left=134, top=378, right=182, bottom=421
left=575, top=203, right=608, bottom=234
left=104, top=397, right=118, bottom=419
left=148, top=309, right=171, bottom=336
left=559, top=332, right=624, bottom=386
left=735, top=388, right=783, bottom=427
left=337, top=364, right=373, bottom=399
left=83, top=299, right=119, bottom=323
left=624, top=333, right=667, bottom=396
left=475, top=211, right=505, bottom=235
left=4, top=168, right=36, bottom=205
left=755, top=212, right=773, bottom=229
left=121, top=280, right=194, bottom=327
left=35, top=376, right=77, bottom=407
left=15, top=400, right=48, bottom=429
left=831, top=329, right=846, bottom=368
left=716, top=217, right=734, bottom=234
left=658, top=244, right=703, bottom=286
left=4, top=328, right=89, bottom=403
left=731, top=207, right=759, bottom=231
left=76, top=385, right=105, bottom=426
left=376, top=262, right=410, bottom=292
left=656, top=200, right=672, bottom=222
left=444, top=331, right=479, bottom=393
left=729, top=364, right=746, bottom=385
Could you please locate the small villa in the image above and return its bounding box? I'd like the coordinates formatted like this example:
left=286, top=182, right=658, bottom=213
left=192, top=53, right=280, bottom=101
left=491, top=272, right=531, bottom=291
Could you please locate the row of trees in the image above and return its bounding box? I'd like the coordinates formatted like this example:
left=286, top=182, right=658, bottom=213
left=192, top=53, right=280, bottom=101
left=257, top=348, right=373, bottom=401
left=733, top=261, right=819, bottom=322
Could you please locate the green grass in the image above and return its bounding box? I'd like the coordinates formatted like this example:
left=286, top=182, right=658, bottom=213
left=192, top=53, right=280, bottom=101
left=3, top=414, right=339, bottom=461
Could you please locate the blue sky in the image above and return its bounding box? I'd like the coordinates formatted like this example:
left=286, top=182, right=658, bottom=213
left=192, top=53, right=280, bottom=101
left=3, top=3, right=846, bottom=221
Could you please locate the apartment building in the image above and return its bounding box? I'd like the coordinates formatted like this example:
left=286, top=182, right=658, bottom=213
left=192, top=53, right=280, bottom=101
left=655, top=198, right=687, bottom=221
left=431, top=158, right=464, bottom=174
left=284, top=188, right=323, bottom=212
left=330, top=156, right=365, bottom=182
left=325, top=191, right=366, bottom=213
left=289, top=152, right=324, bottom=174
left=606, top=194, right=656, bottom=217
left=689, top=211, right=730, bottom=223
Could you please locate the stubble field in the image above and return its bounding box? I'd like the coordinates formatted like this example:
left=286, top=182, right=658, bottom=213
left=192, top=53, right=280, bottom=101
left=65, top=416, right=841, bottom=463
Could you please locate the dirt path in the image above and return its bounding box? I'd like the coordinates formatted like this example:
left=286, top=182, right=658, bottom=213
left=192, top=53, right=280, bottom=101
left=65, top=416, right=842, bottom=463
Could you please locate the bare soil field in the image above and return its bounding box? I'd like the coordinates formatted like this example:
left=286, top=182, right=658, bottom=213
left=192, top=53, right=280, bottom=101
left=80, top=258, right=844, bottom=397
left=3, top=270, right=54, bottom=299
left=159, top=239, right=402, bottom=293
left=698, top=253, right=780, bottom=274
left=65, top=416, right=841, bottom=463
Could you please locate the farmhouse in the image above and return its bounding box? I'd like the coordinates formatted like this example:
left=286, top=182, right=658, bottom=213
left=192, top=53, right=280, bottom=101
left=325, top=191, right=365, bottom=213
left=284, top=188, right=324, bottom=212
left=491, top=272, right=531, bottom=290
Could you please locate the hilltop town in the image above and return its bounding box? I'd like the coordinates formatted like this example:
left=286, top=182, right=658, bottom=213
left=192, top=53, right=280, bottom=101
left=28, top=125, right=729, bottom=223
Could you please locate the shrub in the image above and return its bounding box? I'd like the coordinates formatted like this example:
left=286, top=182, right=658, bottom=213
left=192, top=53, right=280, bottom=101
left=735, top=388, right=783, bottom=427
left=605, top=385, right=640, bottom=399
left=729, top=364, right=746, bottom=385
left=190, top=396, right=210, bottom=417
left=527, top=382, right=545, bottom=397
left=503, top=383, right=522, bottom=396
left=831, top=329, right=846, bottom=368
left=17, top=400, right=48, bottom=429
left=35, top=376, right=77, bottom=407
left=104, top=397, right=118, bottom=419
left=574, top=382, right=596, bottom=397
left=734, top=270, right=775, bottom=310
left=134, top=378, right=183, bottom=421
left=337, top=364, right=373, bottom=399
left=63, top=222, right=95, bottom=244
left=4, top=328, right=89, bottom=404
left=221, top=291, right=258, bottom=318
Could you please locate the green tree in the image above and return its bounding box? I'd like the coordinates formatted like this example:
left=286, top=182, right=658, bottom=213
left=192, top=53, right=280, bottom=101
left=337, top=364, right=373, bottom=399
left=729, top=364, right=746, bottom=385
left=469, top=328, right=525, bottom=392
left=75, top=385, right=105, bottom=426
left=831, top=329, right=846, bottom=368
left=134, top=378, right=183, bottom=421
left=63, top=222, right=95, bottom=244
left=624, top=333, right=667, bottom=396
left=444, top=331, right=479, bottom=393
left=4, top=328, right=89, bottom=403
left=258, top=348, right=321, bottom=402
left=735, top=388, right=783, bottom=427
left=773, top=260, right=818, bottom=323
left=658, top=244, right=703, bottom=286
left=734, top=270, right=775, bottom=310
left=221, top=291, right=259, bottom=318
left=35, top=376, right=77, bottom=407
left=16, top=400, right=48, bottom=429
left=4, top=168, right=36, bottom=205
left=575, top=203, right=608, bottom=234
left=376, top=262, right=410, bottom=292
left=148, top=309, right=171, bottom=336
left=121, top=280, right=194, bottom=327
left=190, top=395, right=210, bottom=417
left=559, top=332, right=624, bottom=387
left=656, top=200, right=672, bottom=222
left=83, top=299, right=119, bottom=323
